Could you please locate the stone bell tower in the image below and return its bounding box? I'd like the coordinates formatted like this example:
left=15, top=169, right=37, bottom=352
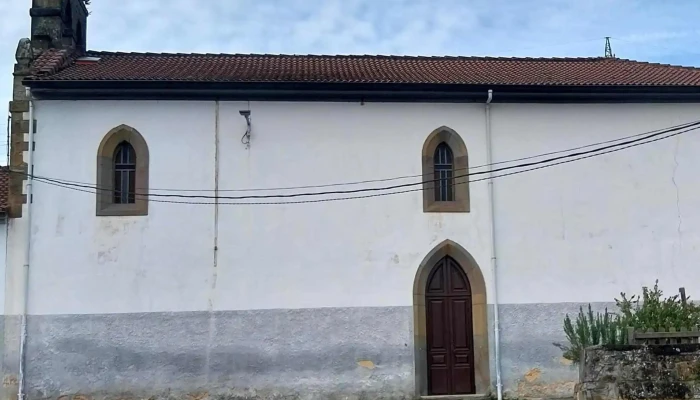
left=30, top=0, right=88, bottom=55
left=7, top=0, right=88, bottom=218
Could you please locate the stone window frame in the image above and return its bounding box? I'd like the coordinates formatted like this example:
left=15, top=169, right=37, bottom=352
left=96, top=124, right=149, bottom=216
left=422, top=126, right=470, bottom=212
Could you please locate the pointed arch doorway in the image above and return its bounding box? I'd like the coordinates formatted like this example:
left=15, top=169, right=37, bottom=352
left=426, top=256, right=475, bottom=395
left=413, top=240, right=490, bottom=397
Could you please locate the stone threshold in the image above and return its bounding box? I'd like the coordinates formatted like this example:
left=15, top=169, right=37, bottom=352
left=421, top=394, right=490, bottom=400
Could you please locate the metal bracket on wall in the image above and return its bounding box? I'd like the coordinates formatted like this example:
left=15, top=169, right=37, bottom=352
left=239, top=110, right=251, bottom=149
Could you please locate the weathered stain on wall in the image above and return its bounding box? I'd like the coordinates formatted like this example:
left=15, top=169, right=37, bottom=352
left=515, top=367, right=576, bottom=399
left=505, top=367, right=577, bottom=399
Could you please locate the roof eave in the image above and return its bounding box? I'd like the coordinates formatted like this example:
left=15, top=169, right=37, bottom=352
left=22, top=79, right=700, bottom=103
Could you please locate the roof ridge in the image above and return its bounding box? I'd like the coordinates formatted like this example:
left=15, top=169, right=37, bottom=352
left=82, top=52, right=700, bottom=69
left=85, top=50, right=615, bottom=62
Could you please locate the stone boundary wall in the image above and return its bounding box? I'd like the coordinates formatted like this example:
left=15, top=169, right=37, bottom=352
left=576, top=344, right=700, bottom=400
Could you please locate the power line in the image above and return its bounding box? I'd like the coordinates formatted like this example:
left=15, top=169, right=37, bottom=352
left=28, top=126, right=693, bottom=205
left=31, top=119, right=700, bottom=193
left=16, top=120, right=700, bottom=201
left=22, top=122, right=698, bottom=206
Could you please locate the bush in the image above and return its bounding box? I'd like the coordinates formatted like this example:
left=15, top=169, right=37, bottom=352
left=554, top=280, right=700, bottom=364
left=615, top=280, right=700, bottom=331
left=553, top=304, right=624, bottom=363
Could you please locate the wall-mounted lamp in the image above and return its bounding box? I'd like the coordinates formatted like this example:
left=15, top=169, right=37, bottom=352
left=239, top=110, right=251, bottom=149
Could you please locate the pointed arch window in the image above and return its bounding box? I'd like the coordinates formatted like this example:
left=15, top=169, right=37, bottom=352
left=434, top=143, right=454, bottom=202
left=422, top=127, right=469, bottom=213
left=113, top=142, right=136, bottom=204
left=96, top=125, right=149, bottom=216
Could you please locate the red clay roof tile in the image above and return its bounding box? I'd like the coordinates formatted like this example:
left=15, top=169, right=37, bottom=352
left=30, top=49, right=73, bottom=76
left=26, top=50, right=700, bottom=87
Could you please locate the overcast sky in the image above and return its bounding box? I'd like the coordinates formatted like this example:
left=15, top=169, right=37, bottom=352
left=2, top=0, right=700, bottom=151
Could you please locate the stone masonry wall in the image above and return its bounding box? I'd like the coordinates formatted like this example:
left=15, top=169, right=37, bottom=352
left=577, top=344, right=700, bottom=400
left=7, top=38, right=32, bottom=219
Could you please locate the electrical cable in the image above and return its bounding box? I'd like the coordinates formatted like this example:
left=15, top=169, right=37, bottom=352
left=27, top=127, right=691, bottom=205
left=19, top=122, right=698, bottom=206
left=17, top=121, right=700, bottom=201
left=30, top=119, right=700, bottom=193
left=15, top=120, right=700, bottom=201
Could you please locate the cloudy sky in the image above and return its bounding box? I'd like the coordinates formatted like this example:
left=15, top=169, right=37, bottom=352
left=2, top=0, right=700, bottom=152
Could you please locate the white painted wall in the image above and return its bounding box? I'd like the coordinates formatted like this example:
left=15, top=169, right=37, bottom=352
left=492, top=103, right=700, bottom=304
left=19, top=100, right=492, bottom=315
left=9, top=99, right=700, bottom=315
left=0, top=220, right=7, bottom=313
left=5, top=216, right=25, bottom=316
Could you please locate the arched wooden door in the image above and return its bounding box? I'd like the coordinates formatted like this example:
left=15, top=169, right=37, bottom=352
left=426, top=255, right=475, bottom=395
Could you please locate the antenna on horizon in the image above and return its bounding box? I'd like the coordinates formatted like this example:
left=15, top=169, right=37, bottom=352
left=604, top=37, right=615, bottom=58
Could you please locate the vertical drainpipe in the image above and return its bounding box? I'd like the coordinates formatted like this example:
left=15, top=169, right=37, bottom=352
left=212, top=99, right=220, bottom=297
left=18, top=87, right=35, bottom=400
left=205, top=100, right=220, bottom=383
left=213, top=99, right=220, bottom=290
left=485, top=89, right=503, bottom=400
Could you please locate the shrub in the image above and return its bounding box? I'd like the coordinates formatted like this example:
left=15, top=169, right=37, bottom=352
left=554, top=280, right=700, bottom=363
left=615, top=280, right=700, bottom=331
left=553, top=304, right=623, bottom=363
